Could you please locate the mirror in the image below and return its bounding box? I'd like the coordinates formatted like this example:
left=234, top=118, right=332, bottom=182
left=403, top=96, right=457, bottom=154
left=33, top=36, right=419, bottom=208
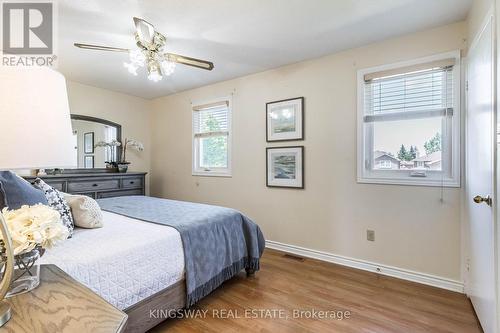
left=70, top=115, right=122, bottom=169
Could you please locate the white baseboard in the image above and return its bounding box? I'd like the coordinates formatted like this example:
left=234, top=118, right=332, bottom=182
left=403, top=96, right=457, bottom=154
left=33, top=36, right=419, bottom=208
left=266, top=240, right=464, bottom=293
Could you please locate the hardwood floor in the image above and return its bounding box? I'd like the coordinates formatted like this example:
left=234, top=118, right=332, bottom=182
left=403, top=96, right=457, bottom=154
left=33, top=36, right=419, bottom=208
left=150, top=249, right=481, bottom=333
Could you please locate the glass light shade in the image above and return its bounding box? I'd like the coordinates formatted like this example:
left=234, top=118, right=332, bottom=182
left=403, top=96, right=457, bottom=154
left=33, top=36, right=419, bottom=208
left=129, top=49, right=146, bottom=66
left=148, top=70, right=162, bottom=82
left=160, top=60, right=176, bottom=76
left=147, top=61, right=163, bottom=82
left=123, top=62, right=138, bottom=75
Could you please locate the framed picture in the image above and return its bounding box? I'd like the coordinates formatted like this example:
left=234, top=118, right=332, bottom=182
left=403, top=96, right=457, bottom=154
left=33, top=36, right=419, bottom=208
left=266, top=146, right=304, bottom=188
left=84, top=132, right=94, bottom=153
left=84, top=155, right=94, bottom=169
left=266, top=97, right=304, bottom=142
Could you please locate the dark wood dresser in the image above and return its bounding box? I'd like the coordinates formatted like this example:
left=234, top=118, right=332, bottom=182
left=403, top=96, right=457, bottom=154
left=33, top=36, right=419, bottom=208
left=23, top=172, right=147, bottom=199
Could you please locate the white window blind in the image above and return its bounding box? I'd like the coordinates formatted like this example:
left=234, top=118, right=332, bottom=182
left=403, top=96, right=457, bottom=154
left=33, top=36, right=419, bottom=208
left=364, top=62, right=454, bottom=123
left=193, top=101, right=229, bottom=138
left=192, top=99, right=232, bottom=176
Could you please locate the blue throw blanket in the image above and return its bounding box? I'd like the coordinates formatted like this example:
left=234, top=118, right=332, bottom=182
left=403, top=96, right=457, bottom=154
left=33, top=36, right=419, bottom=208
left=98, top=196, right=265, bottom=307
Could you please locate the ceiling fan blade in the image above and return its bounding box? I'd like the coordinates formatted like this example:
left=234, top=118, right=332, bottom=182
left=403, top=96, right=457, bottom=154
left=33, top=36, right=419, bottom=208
left=166, top=53, right=214, bottom=71
left=74, top=43, right=129, bottom=52
left=133, top=17, right=155, bottom=45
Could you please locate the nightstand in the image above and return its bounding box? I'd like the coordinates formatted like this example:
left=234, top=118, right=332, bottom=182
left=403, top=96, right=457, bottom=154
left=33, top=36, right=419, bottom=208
left=2, top=264, right=127, bottom=332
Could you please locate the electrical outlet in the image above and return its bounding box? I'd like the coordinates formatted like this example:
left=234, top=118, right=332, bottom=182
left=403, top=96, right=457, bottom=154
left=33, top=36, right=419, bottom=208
left=367, top=230, right=375, bottom=242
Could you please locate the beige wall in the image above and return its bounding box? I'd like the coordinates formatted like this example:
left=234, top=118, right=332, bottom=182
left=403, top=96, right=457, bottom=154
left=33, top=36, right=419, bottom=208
left=150, top=22, right=467, bottom=281
left=467, top=0, right=493, bottom=42
left=66, top=81, right=152, bottom=193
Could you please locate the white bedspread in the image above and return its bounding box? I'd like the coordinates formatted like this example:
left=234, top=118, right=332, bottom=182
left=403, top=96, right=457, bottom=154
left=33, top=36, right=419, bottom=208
left=40, top=211, right=185, bottom=310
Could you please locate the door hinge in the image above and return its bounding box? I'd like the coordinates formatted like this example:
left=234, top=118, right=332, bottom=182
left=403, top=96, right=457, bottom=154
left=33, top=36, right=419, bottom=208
left=465, top=80, right=469, bottom=91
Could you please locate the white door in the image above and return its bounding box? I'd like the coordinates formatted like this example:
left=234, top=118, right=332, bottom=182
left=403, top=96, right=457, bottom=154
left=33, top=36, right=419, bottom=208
left=466, top=15, right=498, bottom=333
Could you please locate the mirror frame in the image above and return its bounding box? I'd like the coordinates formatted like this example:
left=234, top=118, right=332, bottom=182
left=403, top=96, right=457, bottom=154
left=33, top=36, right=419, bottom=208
left=60, top=115, right=123, bottom=173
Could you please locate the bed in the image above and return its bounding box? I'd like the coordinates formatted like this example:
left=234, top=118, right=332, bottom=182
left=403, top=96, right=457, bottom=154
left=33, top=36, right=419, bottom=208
left=40, top=196, right=265, bottom=332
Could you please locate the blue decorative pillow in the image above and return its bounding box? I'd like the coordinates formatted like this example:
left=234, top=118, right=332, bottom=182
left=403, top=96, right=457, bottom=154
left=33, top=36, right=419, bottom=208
left=0, top=171, right=48, bottom=210
left=33, top=178, right=74, bottom=237
left=0, top=183, right=5, bottom=210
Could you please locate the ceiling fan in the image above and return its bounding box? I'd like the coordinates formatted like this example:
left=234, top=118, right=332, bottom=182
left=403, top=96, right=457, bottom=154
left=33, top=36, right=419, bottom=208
left=74, top=17, right=214, bottom=82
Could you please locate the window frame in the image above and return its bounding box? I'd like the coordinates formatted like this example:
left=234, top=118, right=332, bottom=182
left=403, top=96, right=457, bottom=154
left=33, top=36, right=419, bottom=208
left=192, top=96, right=232, bottom=177
left=357, top=51, right=461, bottom=187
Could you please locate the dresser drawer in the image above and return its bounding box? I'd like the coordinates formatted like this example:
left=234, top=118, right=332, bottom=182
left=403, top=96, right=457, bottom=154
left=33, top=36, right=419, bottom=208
left=97, top=189, right=143, bottom=199
left=122, top=177, right=143, bottom=189
left=67, top=179, right=120, bottom=193
left=43, top=181, right=65, bottom=192
left=73, top=192, right=96, bottom=199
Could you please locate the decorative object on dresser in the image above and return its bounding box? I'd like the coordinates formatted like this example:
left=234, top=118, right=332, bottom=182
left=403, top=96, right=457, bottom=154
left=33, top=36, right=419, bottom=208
left=266, top=146, right=304, bottom=188
left=3, top=265, right=127, bottom=332
left=95, top=139, right=122, bottom=169
left=0, top=66, right=76, bottom=327
left=266, top=97, right=304, bottom=142
left=23, top=172, right=147, bottom=199
left=116, top=138, right=145, bottom=173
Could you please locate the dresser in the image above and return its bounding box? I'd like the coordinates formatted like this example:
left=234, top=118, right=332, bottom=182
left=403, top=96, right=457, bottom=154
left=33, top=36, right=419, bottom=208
left=23, top=172, right=147, bottom=199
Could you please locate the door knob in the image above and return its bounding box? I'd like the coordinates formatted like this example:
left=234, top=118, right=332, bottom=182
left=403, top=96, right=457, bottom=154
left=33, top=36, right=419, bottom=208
left=473, top=195, right=492, bottom=206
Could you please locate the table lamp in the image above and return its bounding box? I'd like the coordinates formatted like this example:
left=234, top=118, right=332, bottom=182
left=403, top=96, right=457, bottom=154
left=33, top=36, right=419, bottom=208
left=0, top=66, right=75, bottom=326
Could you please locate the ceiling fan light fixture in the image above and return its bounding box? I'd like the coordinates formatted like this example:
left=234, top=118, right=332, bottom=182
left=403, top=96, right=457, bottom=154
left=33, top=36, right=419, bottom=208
left=148, top=69, right=162, bottom=82
left=129, top=49, right=146, bottom=66
left=147, top=61, right=163, bottom=82
left=123, top=62, right=139, bottom=75
left=160, top=60, right=176, bottom=76
left=74, top=17, right=213, bottom=83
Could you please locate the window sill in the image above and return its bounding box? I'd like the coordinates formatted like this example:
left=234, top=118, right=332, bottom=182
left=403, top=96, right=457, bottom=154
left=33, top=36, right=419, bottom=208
left=357, top=176, right=460, bottom=188
left=192, top=171, right=232, bottom=178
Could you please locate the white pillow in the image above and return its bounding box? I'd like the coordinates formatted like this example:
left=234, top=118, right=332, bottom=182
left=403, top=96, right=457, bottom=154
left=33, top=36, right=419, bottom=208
left=63, top=194, right=103, bottom=229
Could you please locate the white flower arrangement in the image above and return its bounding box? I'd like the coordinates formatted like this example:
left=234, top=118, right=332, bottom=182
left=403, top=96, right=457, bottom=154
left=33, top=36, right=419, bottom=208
left=120, top=138, right=144, bottom=163
left=94, top=139, right=143, bottom=165
left=95, top=140, right=122, bottom=164
left=1, top=204, right=69, bottom=255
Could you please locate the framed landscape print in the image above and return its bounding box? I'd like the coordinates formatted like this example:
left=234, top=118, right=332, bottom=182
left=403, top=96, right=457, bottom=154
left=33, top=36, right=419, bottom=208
left=266, top=146, right=304, bottom=188
left=266, top=97, right=304, bottom=142
left=84, top=155, right=94, bottom=169
left=84, top=132, right=94, bottom=153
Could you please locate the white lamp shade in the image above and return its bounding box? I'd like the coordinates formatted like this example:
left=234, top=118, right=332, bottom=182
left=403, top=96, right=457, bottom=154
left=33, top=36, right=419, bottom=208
left=0, top=67, right=76, bottom=170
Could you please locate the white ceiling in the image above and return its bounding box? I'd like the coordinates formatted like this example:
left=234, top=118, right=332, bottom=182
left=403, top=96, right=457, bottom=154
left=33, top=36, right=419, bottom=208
left=58, top=0, right=472, bottom=99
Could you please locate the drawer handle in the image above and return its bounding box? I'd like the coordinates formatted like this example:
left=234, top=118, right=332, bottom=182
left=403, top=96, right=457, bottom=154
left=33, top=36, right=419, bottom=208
left=92, top=184, right=99, bottom=187
left=130, top=181, right=135, bottom=184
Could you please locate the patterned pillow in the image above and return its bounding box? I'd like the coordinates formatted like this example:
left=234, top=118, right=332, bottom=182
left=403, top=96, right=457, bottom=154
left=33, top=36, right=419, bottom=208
left=33, top=178, right=74, bottom=237
left=62, top=193, right=103, bottom=229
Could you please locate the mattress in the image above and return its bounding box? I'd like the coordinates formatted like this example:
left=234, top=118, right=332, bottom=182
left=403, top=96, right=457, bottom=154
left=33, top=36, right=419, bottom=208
left=40, top=211, right=185, bottom=310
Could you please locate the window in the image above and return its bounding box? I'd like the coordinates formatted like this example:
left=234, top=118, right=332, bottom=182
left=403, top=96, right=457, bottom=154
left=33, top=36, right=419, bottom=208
left=357, top=51, right=461, bottom=187
left=192, top=98, right=232, bottom=176
left=378, top=160, right=392, bottom=169
left=104, top=125, right=117, bottom=162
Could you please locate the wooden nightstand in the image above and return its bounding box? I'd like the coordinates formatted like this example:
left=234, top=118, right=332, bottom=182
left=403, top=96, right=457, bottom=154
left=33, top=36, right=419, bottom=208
left=1, top=264, right=127, bottom=332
